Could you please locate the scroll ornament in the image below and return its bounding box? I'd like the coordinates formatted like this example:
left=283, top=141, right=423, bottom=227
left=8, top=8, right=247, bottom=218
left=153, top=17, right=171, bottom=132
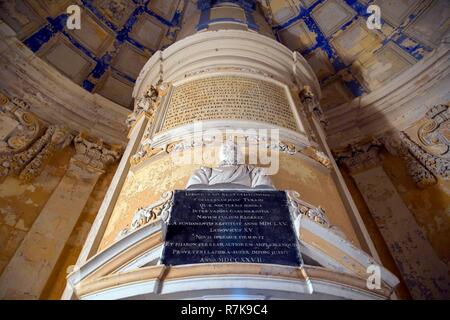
left=417, top=104, right=449, bottom=158
left=0, top=96, right=73, bottom=181
left=382, top=104, right=449, bottom=188
left=286, top=190, right=347, bottom=241
left=117, top=191, right=174, bottom=240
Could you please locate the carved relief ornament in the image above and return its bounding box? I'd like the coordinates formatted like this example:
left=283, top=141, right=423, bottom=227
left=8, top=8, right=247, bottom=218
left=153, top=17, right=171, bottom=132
left=0, top=95, right=73, bottom=181
left=417, top=104, right=449, bottom=158
left=126, top=82, right=169, bottom=128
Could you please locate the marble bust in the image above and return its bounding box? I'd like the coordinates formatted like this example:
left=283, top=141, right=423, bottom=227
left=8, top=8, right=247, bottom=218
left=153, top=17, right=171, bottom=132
left=186, top=142, right=274, bottom=189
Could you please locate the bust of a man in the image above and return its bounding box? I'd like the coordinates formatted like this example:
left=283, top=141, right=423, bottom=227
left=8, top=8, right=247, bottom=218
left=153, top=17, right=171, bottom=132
left=186, top=142, right=274, bottom=189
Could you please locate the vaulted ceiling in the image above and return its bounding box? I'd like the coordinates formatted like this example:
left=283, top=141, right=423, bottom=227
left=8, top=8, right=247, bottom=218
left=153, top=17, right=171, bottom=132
left=265, top=0, right=449, bottom=110
left=1, top=0, right=186, bottom=109
left=1, top=0, right=448, bottom=111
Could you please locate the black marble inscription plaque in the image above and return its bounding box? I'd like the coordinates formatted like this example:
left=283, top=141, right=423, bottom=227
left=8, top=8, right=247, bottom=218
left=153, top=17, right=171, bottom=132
left=162, top=190, right=301, bottom=266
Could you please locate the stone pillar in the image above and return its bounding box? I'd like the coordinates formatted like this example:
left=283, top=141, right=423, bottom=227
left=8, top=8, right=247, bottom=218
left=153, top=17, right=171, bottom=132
left=0, top=134, right=121, bottom=299
left=61, top=113, right=150, bottom=299
left=338, top=143, right=450, bottom=299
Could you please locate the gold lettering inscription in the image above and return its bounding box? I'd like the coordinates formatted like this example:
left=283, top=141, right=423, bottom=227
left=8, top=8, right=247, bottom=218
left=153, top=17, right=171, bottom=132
left=161, top=76, right=298, bottom=131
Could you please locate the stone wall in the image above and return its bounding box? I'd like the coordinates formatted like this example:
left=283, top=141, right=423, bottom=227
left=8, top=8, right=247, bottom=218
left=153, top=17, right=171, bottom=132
left=336, top=105, right=450, bottom=299
left=0, top=148, right=74, bottom=275
left=0, top=143, right=118, bottom=299
left=40, top=164, right=117, bottom=299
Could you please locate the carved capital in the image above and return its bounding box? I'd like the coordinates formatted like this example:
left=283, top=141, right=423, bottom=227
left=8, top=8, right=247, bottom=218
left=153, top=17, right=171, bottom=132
left=335, top=141, right=383, bottom=173
left=72, top=133, right=122, bottom=173
left=19, top=125, right=73, bottom=182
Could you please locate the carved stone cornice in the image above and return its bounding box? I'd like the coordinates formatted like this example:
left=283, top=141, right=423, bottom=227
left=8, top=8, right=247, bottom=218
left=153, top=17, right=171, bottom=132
left=399, top=132, right=449, bottom=180
left=72, top=133, right=122, bottom=173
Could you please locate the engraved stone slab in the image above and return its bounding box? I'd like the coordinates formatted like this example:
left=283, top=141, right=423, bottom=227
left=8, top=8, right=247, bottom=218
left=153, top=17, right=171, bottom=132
left=162, top=190, right=301, bottom=266
left=160, top=76, right=299, bottom=132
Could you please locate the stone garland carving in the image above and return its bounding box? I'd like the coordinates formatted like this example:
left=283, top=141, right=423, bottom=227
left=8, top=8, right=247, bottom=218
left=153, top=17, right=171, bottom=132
left=72, top=133, right=122, bottom=172
left=117, top=191, right=175, bottom=240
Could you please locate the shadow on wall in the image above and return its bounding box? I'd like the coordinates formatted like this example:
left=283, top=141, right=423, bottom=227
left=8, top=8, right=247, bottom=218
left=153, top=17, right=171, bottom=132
left=333, top=96, right=450, bottom=299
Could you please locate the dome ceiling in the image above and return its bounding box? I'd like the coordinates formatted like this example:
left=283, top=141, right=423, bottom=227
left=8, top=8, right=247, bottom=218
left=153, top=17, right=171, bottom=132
left=1, top=0, right=448, bottom=111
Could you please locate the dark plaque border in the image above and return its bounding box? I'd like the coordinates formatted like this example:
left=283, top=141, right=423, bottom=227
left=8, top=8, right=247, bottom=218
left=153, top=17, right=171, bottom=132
left=161, top=190, right=301, bottom=266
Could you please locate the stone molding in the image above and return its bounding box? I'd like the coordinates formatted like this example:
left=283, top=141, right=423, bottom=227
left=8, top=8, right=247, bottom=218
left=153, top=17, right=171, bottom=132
left=335, top=113, right=450, bottom=189
left=129, top=135, right=331, bottom=169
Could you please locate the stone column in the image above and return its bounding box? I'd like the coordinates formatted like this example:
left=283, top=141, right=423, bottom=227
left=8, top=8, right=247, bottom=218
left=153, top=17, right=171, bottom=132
left=338, top=143, right=450, bottom=299
left=0, top=134, right=121, bottom=299
left=298, top=86, right=381, bottom=261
